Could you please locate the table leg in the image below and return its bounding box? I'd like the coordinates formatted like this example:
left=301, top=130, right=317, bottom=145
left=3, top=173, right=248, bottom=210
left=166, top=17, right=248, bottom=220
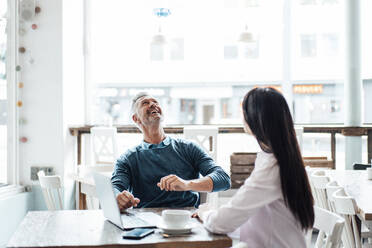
left=331, top=132, right=336, bottom=169
left=77, top=132, right=82, bottom=165
left=79, top=182, right=87, bottom=210
left=368, top=130, right=372, bottom=164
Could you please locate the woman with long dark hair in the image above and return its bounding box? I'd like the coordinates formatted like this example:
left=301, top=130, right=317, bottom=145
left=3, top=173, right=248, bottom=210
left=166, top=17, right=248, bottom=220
left=194, top=87, right=314, bottom=247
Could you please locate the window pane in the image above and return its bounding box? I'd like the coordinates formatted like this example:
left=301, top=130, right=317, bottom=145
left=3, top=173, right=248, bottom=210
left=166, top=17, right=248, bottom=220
left=291, top=1, right=344, bottom=124
left=321, top=33, right=339, bottom=57
left=170, top=38, right=184, bottom=61
left=292, top=1, right=344, bottom=79
left=300, top=0, right=317, bottom=5
left=364, top=80, right=372, bottom=123
left=300, top=34, right=317, bottom=57
left=224, top=45, right=238, bottom=60
left=0, top=0, right=7, bottom=185
left=293, top=83, right=343, bottom=123
left=362, top=0, right=372, bottom=123
left=240, top=39, right=259, bottom=59
left=89, top=0, right=284, bottom=125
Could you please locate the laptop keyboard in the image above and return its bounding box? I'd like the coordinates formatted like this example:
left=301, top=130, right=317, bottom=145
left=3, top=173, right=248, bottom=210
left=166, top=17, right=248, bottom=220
left=122, top=211, right=135, bottom=216
left=121, top=215, right=148, bottom=227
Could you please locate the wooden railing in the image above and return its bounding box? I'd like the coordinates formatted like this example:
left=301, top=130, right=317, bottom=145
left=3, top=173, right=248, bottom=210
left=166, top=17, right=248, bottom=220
left=303, top=126, right=372, bottom=168
left=69, top=125, right=372, bottom=169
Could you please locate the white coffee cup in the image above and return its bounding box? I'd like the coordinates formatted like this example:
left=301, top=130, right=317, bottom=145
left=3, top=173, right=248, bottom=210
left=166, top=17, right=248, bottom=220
left=367, top=167, right=372, bottom=180
left=162, top=210, right=190, bottom=228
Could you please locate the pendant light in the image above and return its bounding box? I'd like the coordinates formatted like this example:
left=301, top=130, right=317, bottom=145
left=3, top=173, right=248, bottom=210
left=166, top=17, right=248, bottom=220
left=151, top=8, right=171, bottom=46
left=238, top=25, right=253, bottom=43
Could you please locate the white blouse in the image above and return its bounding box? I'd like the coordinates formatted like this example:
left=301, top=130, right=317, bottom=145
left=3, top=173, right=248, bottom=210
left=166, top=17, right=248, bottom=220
left=202, top=151, right=307, bottom=248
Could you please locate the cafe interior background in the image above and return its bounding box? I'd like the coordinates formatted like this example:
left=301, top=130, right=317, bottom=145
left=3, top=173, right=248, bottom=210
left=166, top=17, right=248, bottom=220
left=1, top=0, right=372, bottom=246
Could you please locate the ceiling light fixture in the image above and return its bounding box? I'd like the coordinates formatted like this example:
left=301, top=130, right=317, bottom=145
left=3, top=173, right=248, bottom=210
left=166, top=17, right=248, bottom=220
left=151, top=8, right=171, bottom=46
left=238, top=25, right=253, bottom=43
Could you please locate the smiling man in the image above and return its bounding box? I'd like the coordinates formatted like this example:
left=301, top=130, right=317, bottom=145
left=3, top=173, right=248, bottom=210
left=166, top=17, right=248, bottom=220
left=111, top=92, right=231, bottom=210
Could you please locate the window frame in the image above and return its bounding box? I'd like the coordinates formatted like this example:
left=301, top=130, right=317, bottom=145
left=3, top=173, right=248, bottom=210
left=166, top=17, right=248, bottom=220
left=1, top=0, right=22, bottom=195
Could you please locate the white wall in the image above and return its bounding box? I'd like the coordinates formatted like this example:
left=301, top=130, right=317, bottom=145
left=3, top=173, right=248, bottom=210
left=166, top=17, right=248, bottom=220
left=2, top=1, right=65, bottom=244
left=18, top=0, right=63, bottom=186
left=17, top=0, right=84, bottom=206
left=2, top=0, right=85, bottom=245
left=0, top=192, right=34, bottom=248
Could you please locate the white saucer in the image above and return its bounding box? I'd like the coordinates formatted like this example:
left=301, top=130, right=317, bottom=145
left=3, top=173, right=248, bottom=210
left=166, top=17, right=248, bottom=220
left=157, top=222, right=196, bottom=234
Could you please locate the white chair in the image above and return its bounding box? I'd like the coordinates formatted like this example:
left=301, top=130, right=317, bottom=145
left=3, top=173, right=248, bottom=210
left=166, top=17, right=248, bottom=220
left=326, top=181, right=352, bottom=247
left=79, top=165, right=114, bottom=209
left=333, top=188, right=372, bottom=248
left=313, top=206, right=345, bottom=248
left=183, top=126, right=218, bottom=160
left=310, top=170, right=331, bottom=245
left=311, top=170, right=331, bottom=210
left=184, top=126, right=218, bottom=206
left=82, top=127, right=118, bottom=209
left=326, top=181, right=343, bottom=213
left=85, top=127, right=119, bottom=209
left=90, top=126, right=118, bottom=166
left=38, top=170, right=63, bottom=210
left=306, top=166, right=319, bottom=208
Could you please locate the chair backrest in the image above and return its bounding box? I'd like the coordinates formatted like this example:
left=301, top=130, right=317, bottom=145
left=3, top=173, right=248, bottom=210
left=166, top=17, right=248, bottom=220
left=183, top=126, right=218, bottom=206
left=90, top=127, right=118, bottom=166
left=38, top=171, right=63, bottom=210
left=183, top=126, right=218, bottom=161
left=311, top=170, right=331, bottom=210
left=78, top=165, right=114, bottom=209
left=326, top=181, right=342, bottom=212
left=313, top=206, right=345, bottom=248
left=324, top=181, right=351, bottom=247
left=305, top=166, right=319, bottom=207
left=332, top=188, right=361, bottom=248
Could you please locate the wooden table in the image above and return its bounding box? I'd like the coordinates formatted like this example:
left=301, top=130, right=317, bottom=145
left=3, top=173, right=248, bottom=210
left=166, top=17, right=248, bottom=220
left=7, top=209, right=232, bottom=248
left=326, top=170, right=372, bottom=227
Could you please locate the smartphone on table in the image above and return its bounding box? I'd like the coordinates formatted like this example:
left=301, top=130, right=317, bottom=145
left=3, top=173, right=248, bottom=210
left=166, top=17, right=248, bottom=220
left=122, top=228, right=155, bottom=240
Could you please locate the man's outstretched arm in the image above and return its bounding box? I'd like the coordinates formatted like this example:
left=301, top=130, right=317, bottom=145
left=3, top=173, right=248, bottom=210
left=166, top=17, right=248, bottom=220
left=188, top=142, right=231, bottom=192
left=157, top=141, right=231, bottom=192
left=157, top=174, right=213, bottom=192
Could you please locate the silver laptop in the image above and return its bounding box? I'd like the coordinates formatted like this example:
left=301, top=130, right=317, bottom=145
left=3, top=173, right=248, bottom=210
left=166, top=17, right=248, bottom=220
left=93, top=172, right=161, bottom=230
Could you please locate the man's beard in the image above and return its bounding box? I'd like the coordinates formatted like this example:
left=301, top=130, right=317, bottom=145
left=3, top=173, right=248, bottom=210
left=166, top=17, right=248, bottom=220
left=146, top=113, right=164, bottom=124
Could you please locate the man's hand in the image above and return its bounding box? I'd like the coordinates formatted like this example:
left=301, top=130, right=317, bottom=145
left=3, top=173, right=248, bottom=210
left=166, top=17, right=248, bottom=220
left=157, top=174, right=190, bottom=191
left=116, top=190, right=140, bottom=210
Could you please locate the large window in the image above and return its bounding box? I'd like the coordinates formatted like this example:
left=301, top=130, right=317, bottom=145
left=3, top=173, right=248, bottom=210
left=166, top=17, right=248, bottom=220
left=0, top=0, right=8, bottom=186
left=87, top=0, right=372, bottom=125
left=88, top=0, right=283, bottom=125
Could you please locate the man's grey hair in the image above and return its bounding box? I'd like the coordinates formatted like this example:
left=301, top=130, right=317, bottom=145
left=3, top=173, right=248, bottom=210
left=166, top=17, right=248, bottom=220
left=131, top=92, right=150, bottom=115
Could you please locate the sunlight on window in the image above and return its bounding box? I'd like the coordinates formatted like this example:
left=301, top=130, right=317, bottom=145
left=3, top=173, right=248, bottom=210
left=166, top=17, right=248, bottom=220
left=88, top=0, right=372, bottom=126
left=301, top=34, right=317, bottom=57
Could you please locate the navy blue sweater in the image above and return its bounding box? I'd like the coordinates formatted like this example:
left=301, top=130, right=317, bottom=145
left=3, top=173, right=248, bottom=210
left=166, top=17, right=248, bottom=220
left=111, top=136, right=231, bottom=208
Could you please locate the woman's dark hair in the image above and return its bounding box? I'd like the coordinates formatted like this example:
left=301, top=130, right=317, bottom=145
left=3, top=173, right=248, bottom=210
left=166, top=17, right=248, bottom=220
left=242, top=87, right=314, bottom=231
